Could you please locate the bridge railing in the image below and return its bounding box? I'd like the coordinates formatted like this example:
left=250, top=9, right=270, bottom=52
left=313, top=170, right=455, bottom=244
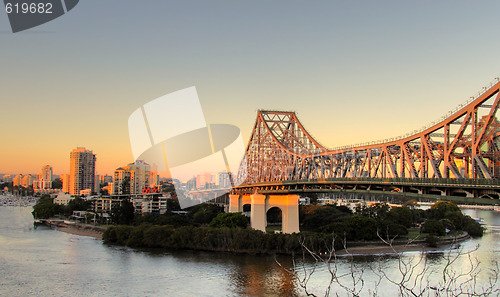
left=279, top=177, right=500, bottom=187
left=329, top=77, right=500, bottom=151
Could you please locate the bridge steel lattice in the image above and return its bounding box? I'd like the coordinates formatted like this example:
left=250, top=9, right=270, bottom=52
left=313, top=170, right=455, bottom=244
left=230, top=79, right=500, bottom=233
left=238, top=79, right=500, bottom=185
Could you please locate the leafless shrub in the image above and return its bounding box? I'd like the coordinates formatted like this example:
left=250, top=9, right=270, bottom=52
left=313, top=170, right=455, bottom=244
left=276, top=234, right=499, bottom=297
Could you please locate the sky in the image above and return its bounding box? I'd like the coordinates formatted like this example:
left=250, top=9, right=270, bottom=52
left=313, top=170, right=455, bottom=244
left=1, top=1, right=500, bottom=177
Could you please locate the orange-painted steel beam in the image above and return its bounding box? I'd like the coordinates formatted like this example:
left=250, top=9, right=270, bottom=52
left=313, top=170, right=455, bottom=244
left=237, top=79, right=500, bottom=184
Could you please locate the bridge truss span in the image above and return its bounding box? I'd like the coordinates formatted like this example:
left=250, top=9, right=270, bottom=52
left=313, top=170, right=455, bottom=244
left=239, top=79, right=500, bottom=184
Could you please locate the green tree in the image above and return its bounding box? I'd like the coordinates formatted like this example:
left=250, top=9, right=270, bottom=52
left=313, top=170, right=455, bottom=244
left=428, top=201, right=463, bottom=230
left=387, top=206, right=413, bottom=228
left=209, top=212, right=249, bottom=229
left=346, top=215, right=378, bottom=240
left=462, top=215, right=484, bottom=237
left=51, top=178, right=63, bottom=189
left=32, top=195, right=63, bottom=219
left=189, top=203, right=223, bottom=225
left=422, top=219, right=446, bottom=236
left=64, top=197, right=91, bottom=216
left=111, top=199, right=135, bottom=225
left=301, top=205, right=352, bottom=230
left=355, top=203, right=390, bottom=223
left=166, top=196, right=181, bottom=212
left=428, top=200, right=461, bottom=218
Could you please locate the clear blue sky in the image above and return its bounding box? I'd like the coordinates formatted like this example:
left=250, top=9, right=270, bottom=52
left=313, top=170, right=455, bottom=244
left=1, top=0, right=500, bottom=175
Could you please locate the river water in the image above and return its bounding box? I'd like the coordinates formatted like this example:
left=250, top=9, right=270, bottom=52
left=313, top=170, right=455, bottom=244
left=1, top=206, right=499, bottom=296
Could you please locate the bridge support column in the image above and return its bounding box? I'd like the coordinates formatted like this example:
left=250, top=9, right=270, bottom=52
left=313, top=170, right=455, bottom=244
left=231, top=193, right=300, bottom=234
left=250, top=194, right=267, bottom=232
left=228, top=194, right=241, bottom=213
left=267, top=195, right=300, bottom=234
left=281, top=195, right=300, bottom=234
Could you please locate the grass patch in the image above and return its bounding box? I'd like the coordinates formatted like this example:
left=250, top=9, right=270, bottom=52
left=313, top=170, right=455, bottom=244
left=266, top=225, right=282, bottom=233
left=403, top=228, right=426, bottom=240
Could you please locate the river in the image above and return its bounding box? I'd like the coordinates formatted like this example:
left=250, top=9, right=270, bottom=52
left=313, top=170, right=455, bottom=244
left=0, top=206, right=499, bottom=296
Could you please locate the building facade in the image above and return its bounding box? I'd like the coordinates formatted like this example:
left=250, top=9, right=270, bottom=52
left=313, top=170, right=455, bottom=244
left=33, top=165, right=53, bottom=191
left=13, top=174, right=23, bottom=186
left=69, top=147, right=96, bottom=195
left=61, top=173, right=70, bottom=193
left=38, top=165, right=52, bottom=181
left=21, top=175, right=33, bottom=187
left=113, top=160, right=158, bottom=195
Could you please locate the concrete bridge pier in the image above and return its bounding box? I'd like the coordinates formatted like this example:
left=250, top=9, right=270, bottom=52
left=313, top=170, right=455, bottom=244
left=228, top=194, right=300, bottom=234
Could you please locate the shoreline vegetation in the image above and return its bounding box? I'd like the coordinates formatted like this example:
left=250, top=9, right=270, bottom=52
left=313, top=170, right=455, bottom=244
left=43, top=220, right=472, bottom=255
left=34, top=196, right=484, bottom=256
left=100, top=223, right=472, bottom=256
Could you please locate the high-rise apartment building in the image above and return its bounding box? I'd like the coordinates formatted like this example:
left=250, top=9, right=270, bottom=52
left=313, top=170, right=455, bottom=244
left=61, top=173, right=70, bottom=193
left=69, top=147, right=96, bottom=195
left=13, top=174, right=23, bottom=186
left=113, top=160, right=157, bottom=195
left=21, top=175, right=33, bottom=187
left=34, top=165, right=53, bottom=190
left=38, top=165, right=53, bottom=181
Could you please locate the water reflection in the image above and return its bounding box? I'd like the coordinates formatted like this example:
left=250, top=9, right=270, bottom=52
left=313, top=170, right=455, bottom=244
left=229, top=256, right=296, bottom=296
left=1, top=206, right=499, bottom=296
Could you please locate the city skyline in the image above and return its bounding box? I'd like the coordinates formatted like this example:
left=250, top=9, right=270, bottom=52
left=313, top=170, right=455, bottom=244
left=2, top=1, right=500, bottom=175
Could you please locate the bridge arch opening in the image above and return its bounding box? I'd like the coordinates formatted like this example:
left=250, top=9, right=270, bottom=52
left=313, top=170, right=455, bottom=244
left=266, top=206, right=282, bottom=233
left=242, top=204, right=252, bottom=218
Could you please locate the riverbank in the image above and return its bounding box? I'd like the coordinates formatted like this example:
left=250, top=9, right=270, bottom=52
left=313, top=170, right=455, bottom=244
left=42, top=222, right=474, bottom=256
left=101, top=224, right=473, bottom=256
left=338, top=232, right=470, bottom=255
left=42, top=219, right=105, bottom=239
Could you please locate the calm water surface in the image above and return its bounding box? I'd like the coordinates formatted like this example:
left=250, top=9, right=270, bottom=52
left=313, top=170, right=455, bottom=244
left=1, top=206, right=499, bottom=296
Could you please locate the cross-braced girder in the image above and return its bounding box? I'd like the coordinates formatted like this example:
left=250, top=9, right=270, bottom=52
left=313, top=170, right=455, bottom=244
left=238, top=79, right=500, bottom=184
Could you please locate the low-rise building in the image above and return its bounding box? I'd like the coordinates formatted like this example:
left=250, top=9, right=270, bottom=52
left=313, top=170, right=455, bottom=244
left=91, top=192, right=170, bottom=215
left=92, top=197, right=122, bottom=213
left=54, top=193, right=74, bottom=205
left=132, top=193, right=170, bottom=215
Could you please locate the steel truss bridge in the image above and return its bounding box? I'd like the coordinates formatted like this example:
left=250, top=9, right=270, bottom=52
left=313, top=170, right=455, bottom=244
left=235, top=79, right=500, bottom=201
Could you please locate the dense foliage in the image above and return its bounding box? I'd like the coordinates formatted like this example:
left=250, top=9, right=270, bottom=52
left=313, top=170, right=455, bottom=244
left=209, top=213, right=249, bottom=229
left=111, top=199, right=135, bottom=225
left=300, top=200, right=482, bottom=240
left=423, top=201, right=483, bottom=237
left=132, top=203, right=223, bottom=227
left=51, top=178, right=62, bottom=189
left=300, top=203, right=411, bottom=240
left=32, top=196, right=63, bottom=219
left=103, top=224, right=342, bottom=254
left=100, top=199, right=485, bottom=254
left=32, top=195, right=91, bottom=219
